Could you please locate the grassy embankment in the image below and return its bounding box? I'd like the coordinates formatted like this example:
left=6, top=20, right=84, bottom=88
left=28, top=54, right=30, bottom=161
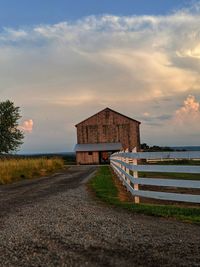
left=0, top=158, right=64, bottom=184
left=89, top=166, right=200, bottom=223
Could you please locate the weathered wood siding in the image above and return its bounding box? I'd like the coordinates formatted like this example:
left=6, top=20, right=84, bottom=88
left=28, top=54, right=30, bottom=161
left=76, top=108, right=140, bottom=151
left=76, top=151, right=99, bottom=165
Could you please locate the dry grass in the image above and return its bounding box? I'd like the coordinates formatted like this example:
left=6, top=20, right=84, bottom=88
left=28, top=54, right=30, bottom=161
left=0, top=158, right=64, bottom=184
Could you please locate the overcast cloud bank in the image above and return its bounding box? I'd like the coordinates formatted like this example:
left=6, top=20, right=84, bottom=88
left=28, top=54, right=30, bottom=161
left=0, top=6, right=200, bottom=152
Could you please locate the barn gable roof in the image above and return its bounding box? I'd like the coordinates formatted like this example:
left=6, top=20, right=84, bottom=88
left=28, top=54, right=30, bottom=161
left=75, top=107, right=141, bottom=127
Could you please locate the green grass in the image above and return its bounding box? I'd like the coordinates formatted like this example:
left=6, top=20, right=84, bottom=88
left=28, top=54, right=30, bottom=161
left=89, top=166, right=119, bottom=203
left=0, top=158, right=65, bottom=184
left=89, top=166, right=200, bottom=224
left=139, top=159, right=200, bottom=180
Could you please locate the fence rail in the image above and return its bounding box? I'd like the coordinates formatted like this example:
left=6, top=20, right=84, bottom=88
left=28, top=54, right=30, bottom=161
left=110, top=150, right=200, bottom=204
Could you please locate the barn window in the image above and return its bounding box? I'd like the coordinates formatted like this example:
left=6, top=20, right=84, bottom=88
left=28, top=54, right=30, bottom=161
left=88, top=152, right=93, bottom=156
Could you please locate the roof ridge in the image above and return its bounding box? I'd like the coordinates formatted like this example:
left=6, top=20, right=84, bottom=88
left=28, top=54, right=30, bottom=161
left=75, top=107, right=141, bottom=126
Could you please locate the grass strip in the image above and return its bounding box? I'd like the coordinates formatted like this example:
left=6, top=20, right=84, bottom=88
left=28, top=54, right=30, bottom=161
left=89, top=166, right=200, bottom=224
left=0, top=158, right=64, bottom=184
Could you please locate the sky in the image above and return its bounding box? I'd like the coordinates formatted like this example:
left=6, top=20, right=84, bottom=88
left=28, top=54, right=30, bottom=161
left=0, top=0, right=200, bottom=153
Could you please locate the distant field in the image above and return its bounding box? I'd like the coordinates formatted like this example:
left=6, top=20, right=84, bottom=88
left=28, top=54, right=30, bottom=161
left=0, top=158, right=64, bottom=184
left=139, top=172, right=200, bottom=180
left=17, top=152, right=76, bottom=165
left=147, top=159, right=200, bottom=166
left=140, top=159, right=200, bottom=180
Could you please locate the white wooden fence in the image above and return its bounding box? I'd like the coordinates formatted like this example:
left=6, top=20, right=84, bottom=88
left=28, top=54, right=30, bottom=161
left=110, top=150, right=200, bottom=204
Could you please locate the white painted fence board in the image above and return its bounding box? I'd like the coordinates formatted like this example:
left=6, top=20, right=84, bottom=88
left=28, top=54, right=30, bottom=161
left=128, top=186, right=200, bottom=203
left=111, top=162, right=200, bottom=188
left=111, top=151, right=200, bottom=160
left=111, top=158, right=200, bottom=174
left=110, top=150, right=200, bottom=204
left=112, top=165, right=200, bottom=203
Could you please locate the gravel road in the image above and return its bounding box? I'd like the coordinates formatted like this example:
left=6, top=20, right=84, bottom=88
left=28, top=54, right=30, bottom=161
left=0, top=166, right=200, bottom=267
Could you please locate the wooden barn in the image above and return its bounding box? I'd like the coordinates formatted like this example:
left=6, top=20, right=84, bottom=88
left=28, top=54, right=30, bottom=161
left=74, top=107, right=141, bottom=165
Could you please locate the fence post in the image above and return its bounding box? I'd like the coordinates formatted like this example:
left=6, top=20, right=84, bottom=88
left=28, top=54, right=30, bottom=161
left=125, top=148, right=130, bottom=190
left=121, top=150, right=126, bottom=185
left=132, top=147, right=140, bottom=204
left=117, top=153, right=120, bottom=177
left=118, top=152, right=121, bottom=179
left=113, top=152, right=118, bottom=177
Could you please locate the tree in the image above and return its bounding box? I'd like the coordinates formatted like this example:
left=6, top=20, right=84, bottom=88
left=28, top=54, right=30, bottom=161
left=141, top=143, right=150, bottom=150
left=0, top=100, right=24, bottom=153
left=141, top=143, right=174, bottom=152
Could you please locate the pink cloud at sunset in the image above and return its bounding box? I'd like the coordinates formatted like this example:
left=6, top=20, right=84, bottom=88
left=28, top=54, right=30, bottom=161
left=174, top=95, right=200, bottom=124
left=19, top=119, right=34, bottom=133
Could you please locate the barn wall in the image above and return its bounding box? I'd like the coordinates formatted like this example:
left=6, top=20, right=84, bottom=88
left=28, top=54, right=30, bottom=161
left=76, top=152, right=99, bottom=165
left=76, top=109, right=140, bottom=151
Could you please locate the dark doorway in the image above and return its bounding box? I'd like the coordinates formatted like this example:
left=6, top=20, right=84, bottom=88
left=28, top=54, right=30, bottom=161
left=99, top=151, right=115, bottom=164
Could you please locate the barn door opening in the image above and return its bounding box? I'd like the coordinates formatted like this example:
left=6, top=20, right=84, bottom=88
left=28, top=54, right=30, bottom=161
left=99, top=151, right=113, bottom=164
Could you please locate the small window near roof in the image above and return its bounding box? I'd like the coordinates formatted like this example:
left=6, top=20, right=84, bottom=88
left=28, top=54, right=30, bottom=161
left=88, top=152, right=93, bottom=156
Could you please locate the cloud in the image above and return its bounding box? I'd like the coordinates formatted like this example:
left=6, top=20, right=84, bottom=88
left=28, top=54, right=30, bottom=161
left=19, top=119, right=34, bottom=133
left=0, top=6, right=200, bottom=151
left=143, top=112, right=150, bottom=117
left=143, top=95, right=200, bottom=146
left=176, top=44, right=200, bottom=59
left=0, top=28, right=28, bottom=41
left=174, top=95, right=200, bottom=124
left=139, top=112, right=172, bottom=126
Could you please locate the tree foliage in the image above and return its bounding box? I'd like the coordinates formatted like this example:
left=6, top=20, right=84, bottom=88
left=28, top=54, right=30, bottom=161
left=0, top=100, right=24, bottom=153
left=141, top=143, right=174, bottom=152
